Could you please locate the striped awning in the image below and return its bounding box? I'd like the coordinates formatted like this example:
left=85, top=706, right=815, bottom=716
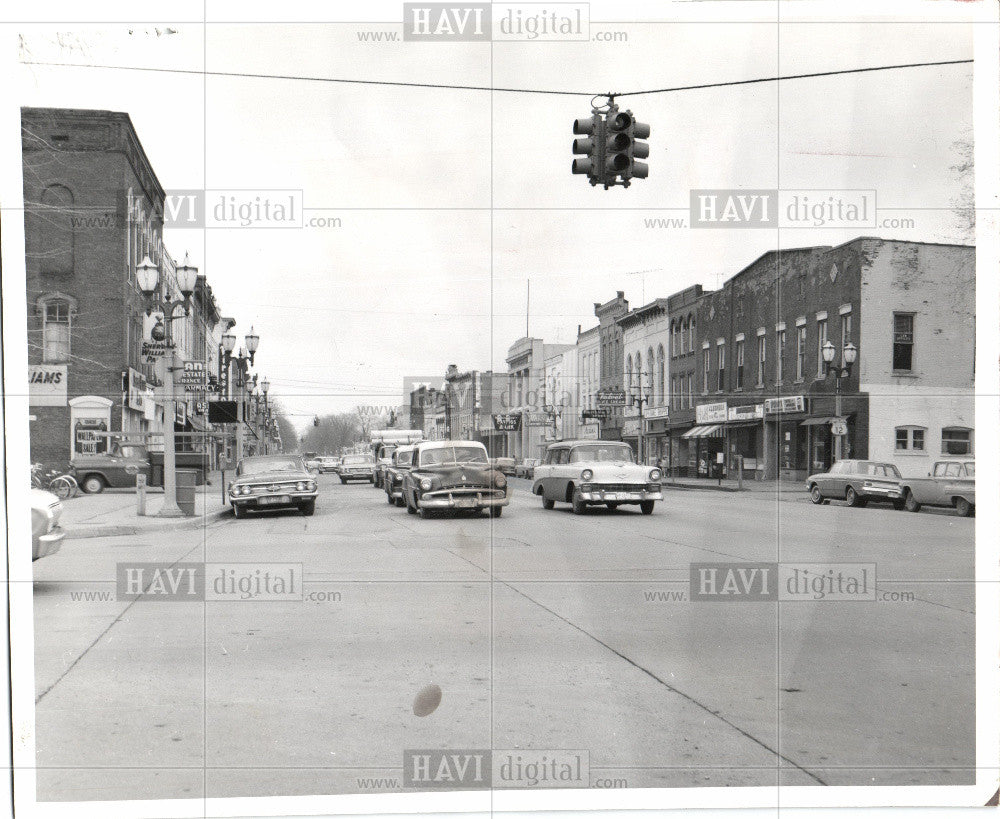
left=682, top=424, right=724, bottom=439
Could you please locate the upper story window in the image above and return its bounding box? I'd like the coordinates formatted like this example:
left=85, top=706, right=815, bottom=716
left=796, top=326, right=807, bottom=381
left=688, top=316, right=696, bottom=353
left=39, top=296, right=75, bottom=363
left=776, top=329, right=786, bottom=383
left=895, top=426, right=926, bottom=452
left=702, top=347, right=710, bottom=394
left=941, top=427, right=972, bottom=456
left=716, top=341, right=725, bottom=392
left=893, top=313, right=914, bottom=372
left=756, top=334, right=766, bottom=386
left=735, top=339, right=745, bottom=390
left=816, top=318, right=828, bottom=377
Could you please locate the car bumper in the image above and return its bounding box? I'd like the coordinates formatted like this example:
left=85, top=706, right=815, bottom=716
left=342, top=471, right=374, bottom=479
left=34, top=526, right=65, bottom=560
left=419, top=486, right=512, bottom=510
left=579, top=486, right=663, bottom=503
left=861, top=486, right=902, bottom=499
left=231, top=490, right=318, bottom=508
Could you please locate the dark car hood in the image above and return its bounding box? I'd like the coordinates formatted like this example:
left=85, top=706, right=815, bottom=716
left=414, top=463, right=496, bottom=485
left=233, top=470, right=310, bottom=484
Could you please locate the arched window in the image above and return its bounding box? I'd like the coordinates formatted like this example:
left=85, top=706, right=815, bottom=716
left=688, top=314, right=696, bottom=352
left=626, top=354, right=634, bottom=395
left=669, top=321, right=676, bottom=357
left=646, top=346, right=655, bottom=394
left=39, top=184, right=75, bottom=275
left=36, top=293, right=78, bottom=363
left=656, top=344, right=665, bottom=405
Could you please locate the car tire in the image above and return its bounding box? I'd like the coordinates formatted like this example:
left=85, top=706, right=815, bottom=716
left=639, top=501, right=655, bottom=515
left=300, top=500, right=316, bottom=516
left=406, top=492, right=417, bottom=514
left=892, top=499, right=905, bottom=511
left=488, top=506, right=503, bottom=518
left=417, top=504, right=434, bottom=519
left=81, top=474, right=106, bottom=494
left=809, top=485, right=824, bottom=505
left=233, top=504, right=246, bottom=519
left=386, top=491, right=395, bottom=504
left=904, top=490, right=921, bottom=513
left=340, top=478, right=347, bottom=484
left=955, top=497, right=973, bottom=517
left=606, top=502, right=619, bottom=511
left=845, top=486, right=861, bottom=507
left=395, top=496, right=406, bottom=507
left=571, top=487, right=587, bottom=515
left=542, top=497, right=555, bottom=510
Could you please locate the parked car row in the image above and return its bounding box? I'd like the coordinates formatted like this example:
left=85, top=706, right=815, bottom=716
left=806, top=459, right=975, bottom=516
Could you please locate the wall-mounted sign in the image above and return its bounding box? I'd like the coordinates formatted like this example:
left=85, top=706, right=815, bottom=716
left=764, top=395, right=806, bottom=415
left=597, top=388, right=626, bottom=406
left=492, top=413, right=521, bottom=432
left=143, top=388, right=157, bottom=421
left=581, top=408, right=609, bottom=421
left=644, top=406, right=670, bottom=420
left=126, top=367, right=148, bottom=412
left=728, top=403, right=764, bottom=422
left=696, top=401, right=728, bottom=424
left=141, top=340, right=173, bottom=362
left=29, top=364, right=67, bottom=406
left=175, top=402, right=187, bottom=426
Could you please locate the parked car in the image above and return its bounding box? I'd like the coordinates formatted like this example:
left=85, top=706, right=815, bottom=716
left=516, top=458, right=540, bottom=479
left=339, top=454, right=375, bottom=484
left=384, top=445, right=416, bottom=507
left=896, top=459, right=975, bottom=516
left=316, top=456, right=340, bottom=474
left=402, top=440, right=511, bottom=518
left=228, top=455, right=318, bottom=518
left=532, top=440, right=662, bottom=515
left=31, top=488, right=65, bottom=560
left=373, top=444, right=396, bottom=488
left=69, top=443, right=150, bottom=493
left=806, top=460, right=904, bottom=508
left=492, top=457, right=517, bottom=476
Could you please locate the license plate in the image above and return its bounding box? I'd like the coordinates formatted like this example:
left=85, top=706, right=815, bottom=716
left=455, top=498, right=476, bottom=508
left=604, top=493, right=618, bottom=501
left=259, top=495, right=290, bottom=505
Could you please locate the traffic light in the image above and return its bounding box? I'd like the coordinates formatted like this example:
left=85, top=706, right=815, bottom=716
left=605, top=109, right=650, bottom=186
left=571, top=115, right=602, bottom=184
left=313, top=415, right=320, bottom=427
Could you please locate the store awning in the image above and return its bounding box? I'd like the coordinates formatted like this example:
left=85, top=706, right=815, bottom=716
left=800, top=416, right=847, bottom=427
left=682, top=424, right=723, bottom=439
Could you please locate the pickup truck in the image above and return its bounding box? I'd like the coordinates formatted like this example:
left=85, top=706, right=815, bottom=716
left=896, top=459, right=975, bottom=516
left=70, top=444, right=208, bottom=493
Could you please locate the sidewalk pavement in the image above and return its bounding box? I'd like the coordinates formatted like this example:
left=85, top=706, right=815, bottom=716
left=61, top=472, right=233, bottom=539
left=661, top=476, right=808, bottom=494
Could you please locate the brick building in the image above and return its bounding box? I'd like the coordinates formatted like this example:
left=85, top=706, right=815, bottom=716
left=23, top=107, right=226, bottom=470
left=662, top=284, right=709, bottom=475
left=617, top=298, right=670, bottom=463
left=444, top=366, right=510, bottom=456
left=593, top=291, right=629, bottom=441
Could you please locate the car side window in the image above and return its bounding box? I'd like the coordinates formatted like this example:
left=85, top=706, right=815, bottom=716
left=944, top=462, right=961, bottom=477
left=933, top=463, right=947, bottom=477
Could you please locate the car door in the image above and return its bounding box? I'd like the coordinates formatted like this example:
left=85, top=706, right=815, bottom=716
left=551, top=448, right=573, bottom=500
left=826, top=461, right=849, bottom=497
left=534, top=449, right=552, bottom=496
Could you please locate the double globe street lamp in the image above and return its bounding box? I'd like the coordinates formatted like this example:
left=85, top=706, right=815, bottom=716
left=821, top=339, right=858, bottom=462
left=219, top=327, right=261, bottom=461
left=136, top=252, right=199, bottom=517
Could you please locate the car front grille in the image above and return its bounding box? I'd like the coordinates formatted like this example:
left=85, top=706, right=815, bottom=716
left=589, top=483, right=647, bottom=492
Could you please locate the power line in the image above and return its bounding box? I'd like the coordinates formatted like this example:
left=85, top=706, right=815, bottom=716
left=20, top=58, right=972, bottom=99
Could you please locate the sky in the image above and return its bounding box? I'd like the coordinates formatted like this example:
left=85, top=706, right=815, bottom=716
left=10, top=0, right=981, bottom=432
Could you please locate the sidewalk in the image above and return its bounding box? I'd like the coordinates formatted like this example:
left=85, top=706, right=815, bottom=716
left=61, top=472, right=233, bottom=539
left=661, top=476, right=808, bottom=494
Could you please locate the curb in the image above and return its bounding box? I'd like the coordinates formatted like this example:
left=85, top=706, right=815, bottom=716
left=663, top=482, right=743, bottom=493
left=65, top=508, right=233, bottom=540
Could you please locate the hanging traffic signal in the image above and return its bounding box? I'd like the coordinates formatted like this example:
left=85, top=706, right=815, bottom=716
left=572, top=102, right=650, bottom=189
left=313, top=415, right=320, bottom=427
left=571, top=115, right=602, bottom=185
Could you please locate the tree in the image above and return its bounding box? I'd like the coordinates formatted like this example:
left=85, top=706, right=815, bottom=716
left=299, top=412, right=363, bottom=455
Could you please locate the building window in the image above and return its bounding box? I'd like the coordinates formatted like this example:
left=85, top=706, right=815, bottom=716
left=841, top=311, right=853, bottom=349
left=687, top=372, right=694, bottom=408
left=941, top=427, right=972, bottom=455
left=688, top=316, right=696, bottom=353
left=796, top=326, right=807, bottom=381
left=656, top=344, right=665, bottom=405
left=776, top=330, right=786, bottom=383
left=895, top=427, right=926, bottom=451
left=816, top=318, right=828, bottom=377
left=42, top=299, right=72, bottom=363
left=893, top=313, right=914, bottom=372
left=757, top=335, right=766, bottom=386
left=735, top=339, right=744, bottom=390
left=703, top=349, right=710, bottom=394
left=717, top=342, right=725, bottom=392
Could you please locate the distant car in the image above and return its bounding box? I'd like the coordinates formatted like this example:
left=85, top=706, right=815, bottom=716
left=516, top=458, right=540, bottom=479
left=373, top=444, right=397, bottom=488
left=316, top=456, right=340, bottom=474
left=339, top=454, right=375, bottom=484
left=384, top=445, right=415, bottom=507
left=532, top=440, right=662, bottom=515
left=228, top=455, right=318, bottom=518
left=402, top=440, right=511, bottom=519
left=492, top=457, right=516, bottom=476
left=31, top=488, right=65, bottom=560
left=896, top=459, right=975, bottom=516
left=806, top=460, right=904, bottom=508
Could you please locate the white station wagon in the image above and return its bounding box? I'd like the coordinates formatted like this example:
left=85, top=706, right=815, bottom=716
left=532, top=440, right=663, bottom=515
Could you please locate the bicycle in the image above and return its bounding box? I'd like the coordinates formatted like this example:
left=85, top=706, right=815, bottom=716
left=31, top=463, right=80, bottom=499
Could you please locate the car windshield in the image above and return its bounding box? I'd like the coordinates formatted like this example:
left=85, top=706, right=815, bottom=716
left=420, top=446, right=489, bottom=466
left=395, top=450, right=413, bottom=466
left=569, top=444, right=635, bottom=463
left=343, top=455, right=371, bottom=464
left=240, top=457, right=304, bottom=475
left=119, top=445, right=145, bottom=459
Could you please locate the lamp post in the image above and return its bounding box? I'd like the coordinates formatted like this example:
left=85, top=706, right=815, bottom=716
left=629, top=370, right=652, bottom=463
left=542, top=377, right=561, bottom=443
left=137, top=252, right=198, bottom=517
left=261, top=378, right=270, bottom=455
left=220, top=331, right=261, bottom=462
left=821, top=340, right=858, bottom=462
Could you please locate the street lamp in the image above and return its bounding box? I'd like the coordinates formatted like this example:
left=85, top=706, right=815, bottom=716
left=822, top=340, right=858, bottom=462
left=136, top=252, right=198, bottom=517
left=218, top=331, right=262, bottom=462
left=629, top=369, right=652, bottom=463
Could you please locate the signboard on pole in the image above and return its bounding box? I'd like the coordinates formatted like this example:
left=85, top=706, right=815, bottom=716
left=597, top=388, right=626, bottom=406
left=208, top=400, right=239, bottom=425
left=830, top=417, right=848, bottom=436
left=141, top=340, right=173, bottom=363
left=492, top=413, right=521, bottom=431
left=126, top=367, right=148, bottom=412
left=581, top=408, right=609, bottom=421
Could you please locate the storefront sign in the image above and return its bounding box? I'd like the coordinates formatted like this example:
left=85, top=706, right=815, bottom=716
left=696, top=401, right=728, bottom=424
left=728, top=403, right=764, bottom=422
left=126, top=367, right=148, bottom=412
left=28, top=364, right=67, bottom=406
left=597, top=388, right=626, bottom=406
left=764, top=395, right=806, bottom=414
left=581, top=408, right=609, bottom=421
left=74, top=418, right=108, bottom=455
left=492, top=413, right=521, bottom=431
left=527, top=412, right=551, bottom=427
left=830, top=417, right=848, bottom=436
left=141, top=340, right=173, bottom=362
left=175, top=402, right=187, bottom=425
left=644, top=406, right=669, bottom=420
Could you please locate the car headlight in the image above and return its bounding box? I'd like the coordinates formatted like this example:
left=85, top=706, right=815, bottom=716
left=581, top=469, right=594, bottom=481
left=228, top=483, right=236, bottom=495
left=495, top=473, right=506, bottom=488
left=296, top=481, right=306, bottom=491
left=420, top=478, right=433, bottom=491
left=649, top=469, right=661, bottom=481
left=307, top=481, right=316, bottom=491
left=241, top=485, right=252, bottom=495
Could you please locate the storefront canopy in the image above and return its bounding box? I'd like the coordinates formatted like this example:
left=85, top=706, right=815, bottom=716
left=800, top=416, right=850, bottom=426
left=682, top=424, right=723, bottom=438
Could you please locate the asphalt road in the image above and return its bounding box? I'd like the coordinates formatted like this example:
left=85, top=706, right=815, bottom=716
left=31, top=474, right=975, bottom=801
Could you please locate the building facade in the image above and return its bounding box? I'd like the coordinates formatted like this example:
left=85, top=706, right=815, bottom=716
left=662, top=285, right=708, bottom=476
left=618, top=298, right=670, bottom=464
left=444, top=366, right=510, bottom=455
left=593, top=291, right=629, bottom=441
left=576, top=324, right=601, bottom=439
left=505, top=337, right=573, bottom=459
left=23, top=107, right=226, bottom=470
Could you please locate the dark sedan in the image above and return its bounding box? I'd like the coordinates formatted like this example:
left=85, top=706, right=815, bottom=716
left=806, top=459, right=904, bottom=509
left=228, top=455, right=318, bottom=518
left=402, top=440, right=511, bottom=519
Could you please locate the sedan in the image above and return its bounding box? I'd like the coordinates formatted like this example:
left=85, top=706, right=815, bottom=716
left=806, top=460, right=904, bottom=508
left=31, top=488, right=66, bottom=560
left=228, top=455, right=318, bottom=518
left=339, top=455, right=375, bottom=484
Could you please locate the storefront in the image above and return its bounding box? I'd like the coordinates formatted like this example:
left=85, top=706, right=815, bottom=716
left=726, top=403, right=765, bottom=479
left=763, top=395, right=811, bottom=481
left=643, top=407, right=669, bottom=466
